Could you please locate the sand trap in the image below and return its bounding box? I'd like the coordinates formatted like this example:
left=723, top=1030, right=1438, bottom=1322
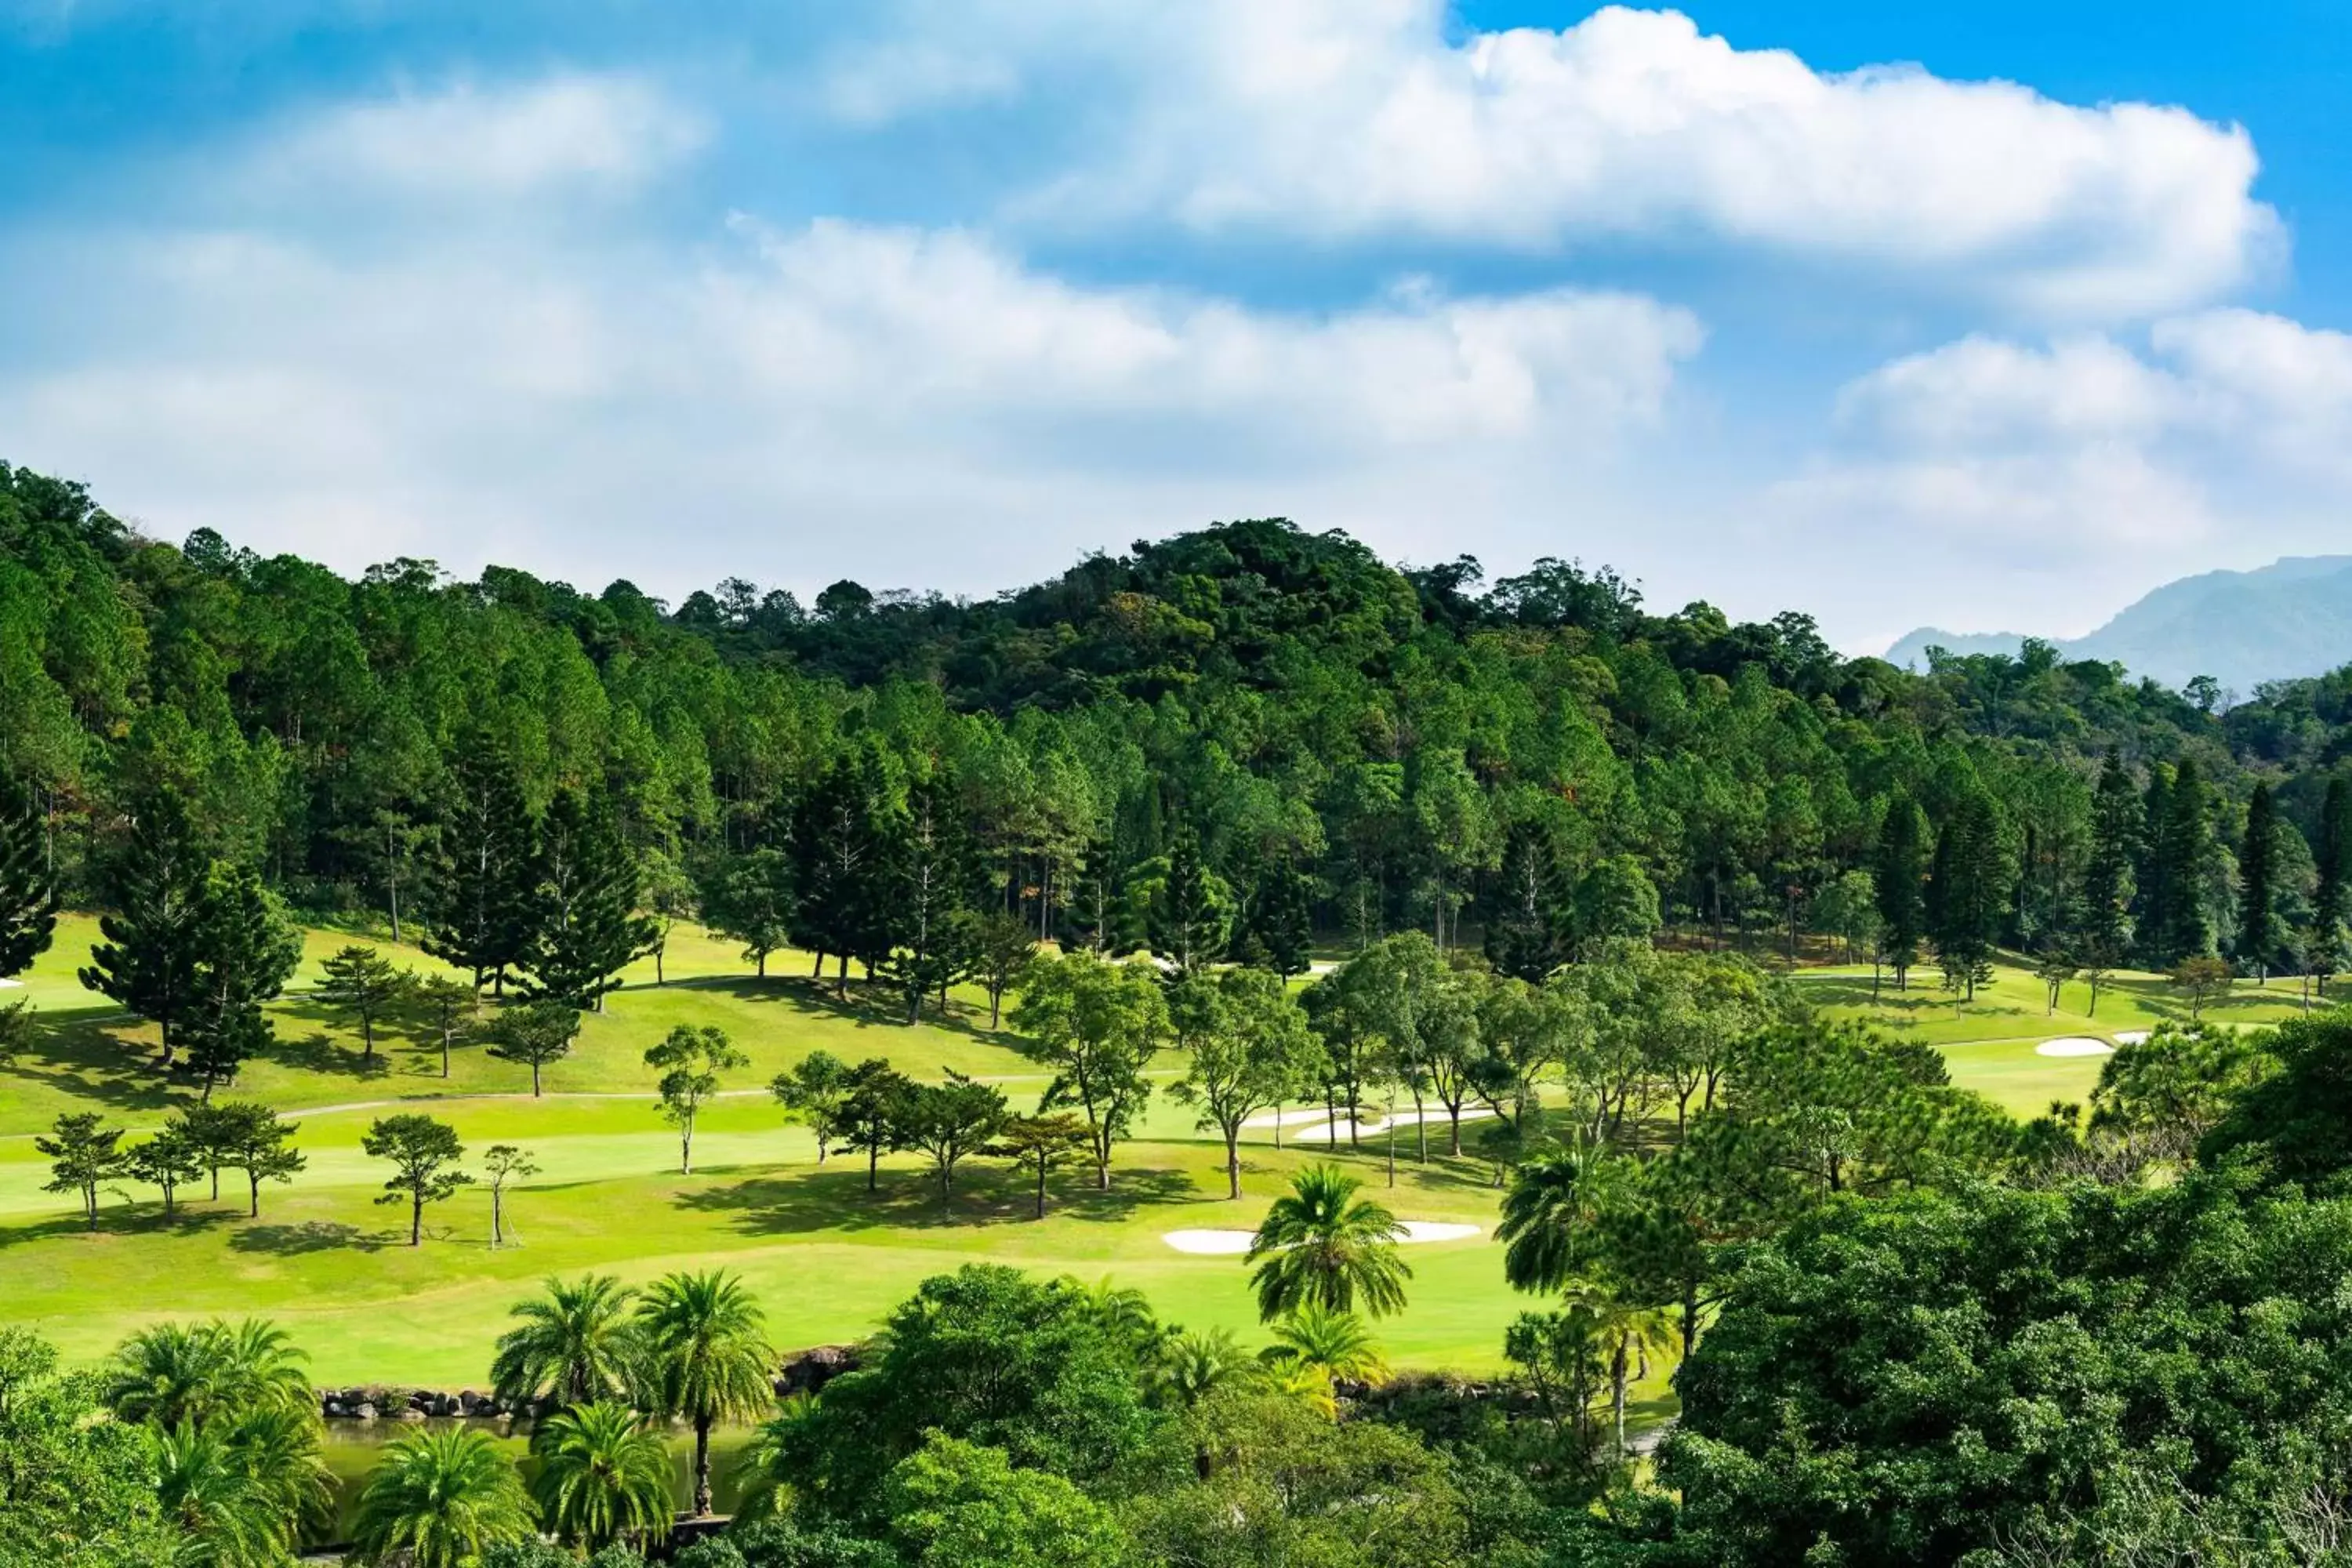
left=1241, top=1107, right=1350, bottom=1131
left=0, top=978, right=19, bottom=989
left=1162, top=1229, right=1258, bottom=1255
left=1288, top=1107, right=1498, bottom=1145
left=1162, top=1220, right=1484, bottom=1254
left=2112, top=1030, right=2151, bottom=1046
left=2035, top=1036, right=2114, bottom=1058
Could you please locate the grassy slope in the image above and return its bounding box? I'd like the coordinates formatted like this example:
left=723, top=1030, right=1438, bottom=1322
left=1806, top=953, right=2318, bottom=1116
left=1, top=920, right=2328, bottom=1385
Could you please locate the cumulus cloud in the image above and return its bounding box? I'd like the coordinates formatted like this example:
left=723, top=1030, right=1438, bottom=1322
left=238, top=73, right=707, bottom=205
left=822, top=1, right=2277, bottom=317
left=1779, top=310, right=2352, bottom=578
left=0, top=77, right=1702, bottom=597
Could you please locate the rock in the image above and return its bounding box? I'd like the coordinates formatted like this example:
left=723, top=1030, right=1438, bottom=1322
left=778, top=1344, right=860, bottom=1396
left=397, top=1406, right=427, bottom=1423
left=353, top=1402, right=377, bottom=1421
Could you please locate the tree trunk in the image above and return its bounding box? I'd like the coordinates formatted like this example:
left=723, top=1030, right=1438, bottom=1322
left=693, top=1417, right=714, bottom=1515
left=249, top=1173, right=262, bottom=1218
left=410, top=1192, right=423, bottom=1245
left=532, top=1060, right=543, bottom=1096
left=1034, top=1160, right=1047, bottom=1219
left=1612, top=1338, right=1629, bottom=1457
left=1412, top=1085, right=1427, bottom=1163
left=1447, top=1104, right=1462, bottom=1156
left=868, top=1141, right=880, bottom=1192
left=1272, top=1100, right=1283, bottom=1151
left=492, top=1187, right=505, bottom=1248
left=1225, top=1130, right=1241, bottom=1200
left=681, top=1122, right=694, bottom=1176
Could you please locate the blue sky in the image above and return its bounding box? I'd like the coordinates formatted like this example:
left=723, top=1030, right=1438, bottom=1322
left=4, top=1, right=2349, bottom=653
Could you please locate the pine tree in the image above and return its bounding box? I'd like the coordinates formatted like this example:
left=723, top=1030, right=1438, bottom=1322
left=2155, top=758, right=2216, bottom=963
left=2135, top=764, right=2176, bottom=966
left=78, top=786, right=209, bottom=1067
left=1872, top=793, right=1930, bottom=990
left=2316, top=774, right=2352, bottom=946
left=0, top=779, right=56, bottom=980
left=791, top=750, right=893, bottom=996
left=879, top=770, right=980, bottom=1023
left=1244, top=857, right=1317, bottom=979
left=423, top=731, right=538, bottom=994
left=2080, top=750, right=2140, bottom=962
left=1064, top=837, right=1142, bottom=956
left=1483, top=819, right=1570, bottom=982
left=180, top=863, right=303, bottom=1099
left=1928, top=794, right=2007, bottom=1001
left=2236, top=782, right=2281, bottom=981
left=1149, top=827, right=1227, bottom=979
left=516, top=786, right=656, bottom=1011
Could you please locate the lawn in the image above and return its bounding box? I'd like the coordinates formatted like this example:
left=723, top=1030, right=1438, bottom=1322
left=1804, top=954, right=2319, bottom=1116
left=3, top=920, right=2331, bottom=1390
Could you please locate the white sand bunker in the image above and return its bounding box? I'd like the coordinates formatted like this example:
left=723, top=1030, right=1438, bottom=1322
left=2036, top=1036, right=2115, bottom=1058
left=0, top=978, right=20, bottom=989
left=2112, top=1030, right=2151, bottom=1046
left=1162, top=1220, right=1484, bottom=1255
left=1287, top=1108, right=1498, bottom=1145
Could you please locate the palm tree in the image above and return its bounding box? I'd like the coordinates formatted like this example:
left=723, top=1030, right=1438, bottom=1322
left=1259, top=1301, right=1388, bottom=1415
left=732, top=1392, right=822, bottom=1523
left=1245, top=1164, right=1411, bottom=1320
left=633, top=1269, right=777, bottom=1516
left=107, top=1318, right=313, bottom=1429
left=1495, top=1144, right=1614, bottom=1295
left=1575, top=1286, right=1678, bottom=1460
left=1153, top=1327, right=1253, bottom=1410
left=150, top=1422, right=284, bottom=1568
left=490, top=1274, right=640, bottom=1410
left=530, top=1399, right=677, bottom=1552
left=350, top=1426, right=536, bottom=1568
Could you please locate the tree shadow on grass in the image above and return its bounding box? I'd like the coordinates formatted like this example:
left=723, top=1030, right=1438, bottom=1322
left=227, top=1220, right=394, bottom=1256
left=656, top=975, right=1029, bottom=1051
left=0, top=1200, right=239, bottom=1250
left=1, top=1011, right=190, bottom=1116
left=676, top=1159, right=1202, bottom=1236
left=264, top=1014, right=397, bottom=1081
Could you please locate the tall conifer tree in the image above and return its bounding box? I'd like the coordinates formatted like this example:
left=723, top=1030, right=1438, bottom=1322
left=1873, top=793, right=1931, bottom=990
left=880, top=769, right=979, bottom=1023
left=1928, top=793, right=2007, bottom=1000
left=424, top=731, right=538, bottom=994
left=2081, top=750, right=2140, bottom=960
left=2236, top=781, right=2282, bottom=980
left=2316, top=774, right=2352, bottom=942
left=2156, top=759, right=2216, bottom=963
left=1483, top=819, right=1570, bottom=982
left=1149, top=826, right=1227, bottom=979
left=792, top=749, right=895, bottom=996
left=0, top=779, right=55, bottom=980
left=78, top=786, right=209, bottom=1067
left=180, top=863, right=302, bottom=1098
left=2136, top=764, right=2176, bottom=965
left=517, top=786, right=656, bottom=1011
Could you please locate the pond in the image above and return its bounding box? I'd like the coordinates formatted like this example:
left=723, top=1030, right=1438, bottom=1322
left=316, top=1418, right=761, bottom=1541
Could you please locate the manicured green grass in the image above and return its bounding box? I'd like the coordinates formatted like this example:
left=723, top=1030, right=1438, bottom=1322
left=5, top=918, right=2330, bottom=1392
left=1806, top=954, right=2319, bottom=1116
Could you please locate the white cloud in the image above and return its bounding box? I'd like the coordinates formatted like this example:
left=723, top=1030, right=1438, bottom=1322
left=0, top=74, right=1702, bottom=598
left=240, top=73, right=706, bottom=203
left=825, top=2, right=2277, bottom=318
left=1779, top=310, right=2352, bottom=583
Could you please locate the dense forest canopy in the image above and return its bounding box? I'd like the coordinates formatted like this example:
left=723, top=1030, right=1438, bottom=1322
left=6, top=458, right=2351, bottom=981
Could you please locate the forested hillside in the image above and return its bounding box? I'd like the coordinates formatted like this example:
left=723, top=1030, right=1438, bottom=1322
left=7, top=459, right=2350, bottom=989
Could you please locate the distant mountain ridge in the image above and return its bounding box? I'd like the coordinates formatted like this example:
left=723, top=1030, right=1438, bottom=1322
left=1885, top=555, right=2352, bottom=693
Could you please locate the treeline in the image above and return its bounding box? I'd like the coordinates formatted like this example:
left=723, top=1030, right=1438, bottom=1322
left=7, top=458, right=2352, bottom=998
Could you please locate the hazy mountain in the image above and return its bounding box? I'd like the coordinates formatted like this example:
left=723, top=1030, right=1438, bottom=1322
left=1885, top=556, right=2352, bottom=693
